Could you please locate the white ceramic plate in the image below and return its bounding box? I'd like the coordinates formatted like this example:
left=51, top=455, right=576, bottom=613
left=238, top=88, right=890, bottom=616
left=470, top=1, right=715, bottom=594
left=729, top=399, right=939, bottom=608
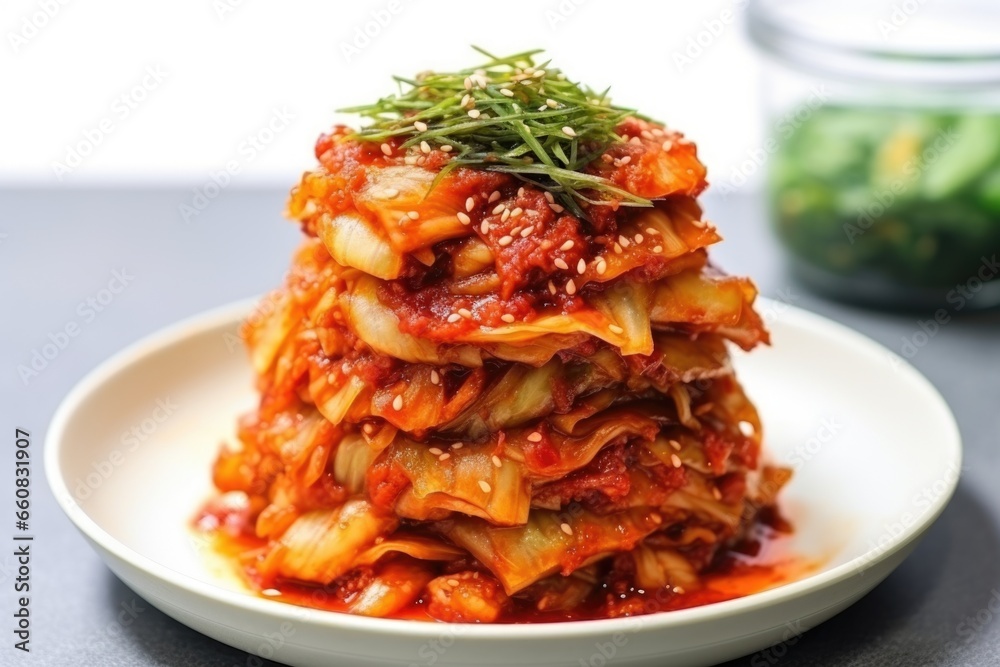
left=46, top=300, right=961, bottom=667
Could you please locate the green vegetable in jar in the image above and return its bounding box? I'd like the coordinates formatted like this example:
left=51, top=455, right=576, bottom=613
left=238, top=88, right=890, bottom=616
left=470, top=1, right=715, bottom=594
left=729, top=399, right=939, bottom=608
left=770, top=106, right=1000, bottom=289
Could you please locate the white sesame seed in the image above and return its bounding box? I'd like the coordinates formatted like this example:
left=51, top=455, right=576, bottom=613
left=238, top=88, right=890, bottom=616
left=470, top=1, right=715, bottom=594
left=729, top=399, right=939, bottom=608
left=407, top=211, right=419, bottom=220
left=393, top=395, right=403, bottom=411
left=380, top=143, right=392, bottom=156
left=500, top=88, right=514, bottom=97
left=498, top=235, right=513, bottom=247
left=613, top=243, right=622, bottom=254
left=441, top=145, right=453, bottom=153
left=596, top=259, right=607, bottom=274
left=492, top=203, right=506, bottom=215
left=629, top=136, right=642, bottom=145
left=646, top=227, right=661, bottom=236
left=501, top=313, right=515, bottom=323
left=619, top=155, right=632, bottom=165
left=738, top=420, right=756, bottom=437
left=430, top=370, right=440, bottom=385
left=691, top=219, right=707, bottom=229
left=420, top=141, right=431, bottom=154
left=548, top=280, right=557, bottom=295
left=712, top=487, right=722, bottom=500
left=652, top=245, right=663, bottom=253
left=464, top=77, right=473, bottom=90
left=527, top=431, right=542, bottom=442
left=447, top=313, right=461, bottom=323
left=651, top=513, right=663, bottom=525
left=559, top=240, right=574, bottom=251
left=601, top=154, right=614, bottom=164
left=609, top=324, right=624, bottom=335
left=538, top=104, right=548, bottom=112
left=362, top=423, right=374, bottom=434
left=550, top=204, right=564, bottom=213
left=448, top=578, right=460, bottom=587
left=382, top=188, right=399, bottom=199
left=560, top=523, right=573, bottom=536
left=662, top=140, right=673, bottom=151
left=634, top=234, right=644, bottom=244
left=576, top=259, right=586, bottom=275
left=671, top=454, right=682, bottom=468
left=439, top=453, right=451, bottom=461
left=619, top=235, right=630, bottom=248
left=542, top=192, right=555, bottom=205
left=492, top=455, right=502, bottom=468
left=641, top=130, right=654, bottom=140
left=468, top=109, right=481, bottom=119
left=414, top=121, right=428, bottom=132
left=500, top=208, right=511, bottom=222
left=458, top=308, right=472, bottom=318
left=566, top=279, right=577, bottom=295
left=262, top=588, right=281, bottom=597
left=478, top=480, right=492, bottom=493
left=461, top=94, right=472, bottom=108
left=520, top=226, right=534, bottom=238
left=510, top=207, right=523, bottom=218
left=466, top=197, right=475, bottom=212
left=489, top=190, right=501, bottom=203
left=404, top=155, right=418, bottom=165
left=673, top=586, right=686, bottom=595
left=452, top=442, right=463, bottom=450
left=553, top=258, right=569, bottom=270
left=546, top=98, right=558, bottom=108
left=428, top=447, right=443, bottom=456
left=398, top=216, right=408, bottom=227
left=669, top=439, right=681, bottom=451
left=480, top=221, right=490, bottom=234
left=562, top=126, right=577, bottom=138
left=457, top=212, right=471, bottom=225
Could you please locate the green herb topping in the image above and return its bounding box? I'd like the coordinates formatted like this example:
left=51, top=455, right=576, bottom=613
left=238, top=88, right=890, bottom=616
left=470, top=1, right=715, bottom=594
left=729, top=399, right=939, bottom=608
left=341, top=47, right=656, bottom=220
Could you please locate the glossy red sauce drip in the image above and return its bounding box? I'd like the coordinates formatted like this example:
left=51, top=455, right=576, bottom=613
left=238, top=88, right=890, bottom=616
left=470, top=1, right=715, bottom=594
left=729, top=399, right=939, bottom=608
left=195, top=505, right=808, bottom=623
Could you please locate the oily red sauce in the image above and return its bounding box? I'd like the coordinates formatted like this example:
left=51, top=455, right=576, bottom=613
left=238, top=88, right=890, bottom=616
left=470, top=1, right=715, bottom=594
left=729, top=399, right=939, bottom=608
left=196, top=506, right=809, bottom=624
left=365, top=470, right=411, bottom=515
left=473, top=187, right=590, bottom=298
left=532, top=445, right=646, bottom=512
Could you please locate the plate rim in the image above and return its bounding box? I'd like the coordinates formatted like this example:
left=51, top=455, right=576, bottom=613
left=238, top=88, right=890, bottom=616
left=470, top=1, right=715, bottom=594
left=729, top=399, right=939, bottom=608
left=44, top=297, right=963, bottom=639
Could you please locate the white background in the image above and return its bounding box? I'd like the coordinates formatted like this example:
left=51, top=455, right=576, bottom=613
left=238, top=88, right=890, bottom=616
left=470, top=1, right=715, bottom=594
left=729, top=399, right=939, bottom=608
left=1, top=0, right=763, bottom=189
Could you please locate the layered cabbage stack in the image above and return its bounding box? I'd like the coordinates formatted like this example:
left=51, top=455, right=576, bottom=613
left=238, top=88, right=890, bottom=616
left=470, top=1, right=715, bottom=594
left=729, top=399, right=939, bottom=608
left=205, top=49, right=789, bottom=622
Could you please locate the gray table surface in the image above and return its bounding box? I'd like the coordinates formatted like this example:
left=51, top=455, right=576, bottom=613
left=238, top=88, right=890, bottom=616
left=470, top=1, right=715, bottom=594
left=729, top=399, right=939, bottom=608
left=2, top=187, right=998, bottom=666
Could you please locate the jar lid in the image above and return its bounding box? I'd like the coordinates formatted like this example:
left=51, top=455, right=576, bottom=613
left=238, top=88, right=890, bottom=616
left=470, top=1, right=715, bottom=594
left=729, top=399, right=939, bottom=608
left=748, top=0, right=1000, bottom=85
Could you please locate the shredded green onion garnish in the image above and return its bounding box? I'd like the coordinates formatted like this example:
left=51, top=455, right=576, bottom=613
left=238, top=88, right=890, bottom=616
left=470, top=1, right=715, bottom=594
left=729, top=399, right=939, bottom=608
left=341, top=46, right=656, bottom=220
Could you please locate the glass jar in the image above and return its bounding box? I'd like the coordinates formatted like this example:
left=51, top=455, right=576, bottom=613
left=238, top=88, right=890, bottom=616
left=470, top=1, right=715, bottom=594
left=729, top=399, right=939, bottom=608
left=748, top=0, right=1000, bottom=309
